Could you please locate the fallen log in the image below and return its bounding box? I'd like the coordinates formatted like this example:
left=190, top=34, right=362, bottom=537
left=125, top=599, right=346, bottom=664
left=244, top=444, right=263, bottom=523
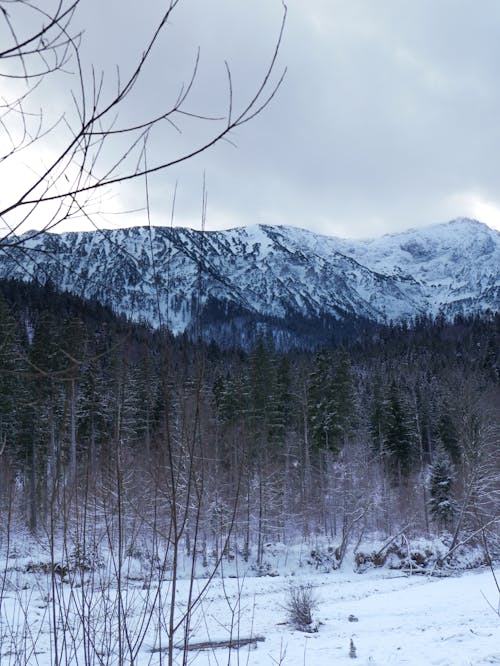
left=181, top=636, right=265, bottom=651
left=151, top=636, right=266, bottom=653
left=151, top=636, right=266, bottom=654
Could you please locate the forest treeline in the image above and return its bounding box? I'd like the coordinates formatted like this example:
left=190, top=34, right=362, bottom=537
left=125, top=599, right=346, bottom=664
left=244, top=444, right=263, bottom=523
left=0, top=278, right=498, bottom=564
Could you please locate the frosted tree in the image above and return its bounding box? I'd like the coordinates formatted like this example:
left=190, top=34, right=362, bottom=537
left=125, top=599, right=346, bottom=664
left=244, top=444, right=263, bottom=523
left=428, top=448, right=455, bottom=531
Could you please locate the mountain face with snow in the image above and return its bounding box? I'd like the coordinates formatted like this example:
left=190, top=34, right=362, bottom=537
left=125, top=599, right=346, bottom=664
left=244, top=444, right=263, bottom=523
left=1, top=218, right=498, bottom=347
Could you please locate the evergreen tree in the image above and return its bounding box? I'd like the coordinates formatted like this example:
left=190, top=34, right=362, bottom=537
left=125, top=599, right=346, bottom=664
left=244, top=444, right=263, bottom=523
left=307, top=350, right=337, bottom=453
left=268, top=355, right=291, bottom=445
left=307, top=350, right=356, bottom=455
left=369, top=375, right=386, bottom=455
left=131, top=350, right=158, bottom=453
left=78, top=359, right=109, bottom=464
left=212, top=369, right=225, bottom=412
left=330, top=349, right=356, bottom=444
left=24, top=312, right=65, bottom=530
left=107, top=344, right=139, bottom=448
left=60, top=316, right=87, bottom=477
left=217, top=371, right=248, bottom=424
left=437, top=401, right=461, bottom=464
left=383, top=381, right=415, bottom=483
left=0, top=294, right=23, bottom=449
left=414, top=380, right=435, bottom=463
left=428, top=448, right=455, bottom=530
left=247, top=335, right=274, bottom=432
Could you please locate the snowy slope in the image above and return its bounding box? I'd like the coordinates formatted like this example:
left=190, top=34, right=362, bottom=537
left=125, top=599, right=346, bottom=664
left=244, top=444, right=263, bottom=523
left=0, top=218, right=498, bottom=342
left=332, top=218, right=500, bottom=316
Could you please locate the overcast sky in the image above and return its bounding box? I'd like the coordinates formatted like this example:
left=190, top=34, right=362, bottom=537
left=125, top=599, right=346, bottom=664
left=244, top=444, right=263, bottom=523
left=5, top=0, right=500, bottom=238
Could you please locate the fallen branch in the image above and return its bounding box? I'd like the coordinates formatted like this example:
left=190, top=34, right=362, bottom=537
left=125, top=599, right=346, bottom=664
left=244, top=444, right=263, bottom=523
left=151, top=636, right=265, bottom=654
left=182, top=636, right=265, bottom=651
left=374, top=525, right=410, bottom=560
left=440, top=516, right=499, bottom=563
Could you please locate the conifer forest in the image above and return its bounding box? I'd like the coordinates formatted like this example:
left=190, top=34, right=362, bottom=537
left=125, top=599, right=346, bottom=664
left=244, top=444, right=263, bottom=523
left=0, top=279, right=498, bottom=560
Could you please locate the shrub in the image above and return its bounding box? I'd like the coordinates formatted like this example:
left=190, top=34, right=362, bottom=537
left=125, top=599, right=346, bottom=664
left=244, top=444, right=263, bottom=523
left=285, top=583, right=319, bottom=632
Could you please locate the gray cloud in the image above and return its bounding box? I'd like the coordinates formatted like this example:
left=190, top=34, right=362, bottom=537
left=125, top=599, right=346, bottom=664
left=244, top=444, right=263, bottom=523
left=9, top=0, right=500, bottom=237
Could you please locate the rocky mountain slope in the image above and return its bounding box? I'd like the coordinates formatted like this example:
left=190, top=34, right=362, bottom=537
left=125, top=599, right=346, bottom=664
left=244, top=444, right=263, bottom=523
left=1, top=218, right=498, bottom=346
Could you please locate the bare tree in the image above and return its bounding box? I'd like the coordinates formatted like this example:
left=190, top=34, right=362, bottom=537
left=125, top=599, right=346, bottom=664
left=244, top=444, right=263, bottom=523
left=0, top=0, right=287, bottom=247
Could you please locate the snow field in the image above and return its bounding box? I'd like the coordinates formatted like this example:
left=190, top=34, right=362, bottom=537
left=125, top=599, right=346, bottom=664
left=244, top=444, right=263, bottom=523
left=188, top=568, right=500, bottom=666
left=1, top=549, right=498, bottom=665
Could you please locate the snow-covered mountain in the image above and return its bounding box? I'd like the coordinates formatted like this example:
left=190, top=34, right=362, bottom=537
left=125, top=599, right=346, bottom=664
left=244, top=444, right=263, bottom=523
left=1, top=218, right=498, bottom=345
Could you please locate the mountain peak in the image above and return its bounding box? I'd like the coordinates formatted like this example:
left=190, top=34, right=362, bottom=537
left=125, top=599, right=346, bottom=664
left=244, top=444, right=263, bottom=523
left=446, top=216, right=484, bottom=227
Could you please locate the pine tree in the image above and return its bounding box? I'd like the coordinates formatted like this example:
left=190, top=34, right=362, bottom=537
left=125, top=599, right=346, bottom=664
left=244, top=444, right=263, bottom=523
left=212, top=369, right=225, bottom=413
left=370, top=375, right=387, bottom=456
left=428, top=448, right=455, bottom=530
left=217, top=371, right=248, bottom=425
left=330, top=349, right=356, bottom=444
left=25, top=312, right=65, bottom=530
left=307, top=350, right=356, bottom=455
left=247, top=335, right=274, bottom=432
left=437, top=401, right=461, bottom=464
left=268, top=355, right=291, bottom=445
left=131, top=350, right=158, bottom=453
left=383, top=381, right=415, bottom=483
left=414, top=380, right=435, bottom=463
left=307, top=350, right=337, bottom=453
left=60, top=316, right=87, bottom=479
left=107, top=344, right=140, bottom=449
left=0, top=294, right=23, bottom=449
left=78, top=359, right=109, bottom=466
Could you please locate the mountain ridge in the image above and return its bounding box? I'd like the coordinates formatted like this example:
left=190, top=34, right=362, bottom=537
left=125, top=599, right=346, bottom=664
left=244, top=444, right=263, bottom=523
left=1, top=217, right=498, bottom=347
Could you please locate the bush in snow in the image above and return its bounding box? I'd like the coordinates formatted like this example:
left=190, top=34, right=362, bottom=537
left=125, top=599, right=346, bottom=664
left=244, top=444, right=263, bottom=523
left=285, top=582, right=319, bottom=632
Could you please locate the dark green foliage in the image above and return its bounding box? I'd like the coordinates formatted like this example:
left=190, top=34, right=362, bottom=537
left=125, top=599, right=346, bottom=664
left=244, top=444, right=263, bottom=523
left=331, top=349, right=356, bottom=440
left=212, top=369, right=225, bottom=411
left=215, top=337, right=292, bottom=450
left=414, top=380, right=436, bottom=463
left=308, top=349, right=356, bottom=455
left=268, top=355, right=291, bottom=443
left=370, top=377, right=418, bottom=480
left=428, top=448, right=455, bottom=529
left=132, top=352, right=158, bottom=451
left=383, top=381, right=416, bottom=482
left=0, top=277, right=498, bottom=540
left=437, top=402, right=461, bottom=463
left=29, top=313, right=63, bottom=395
left=77, top=360, right=109, bottom=459
left=216, top=371, right=248, bottom=424
left=247, top=336, right=274, bottom=430
left=307, top=350, right=336, bottom=452
left=369, top=375, right=386, bottom=455
left=0, top=294, right=24, bottom=447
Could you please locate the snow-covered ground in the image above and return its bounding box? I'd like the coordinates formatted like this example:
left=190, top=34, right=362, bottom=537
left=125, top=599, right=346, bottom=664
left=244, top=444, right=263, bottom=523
left=219, top=567, right=500, bottom=666
left=1, top=548, right=498, bottom=665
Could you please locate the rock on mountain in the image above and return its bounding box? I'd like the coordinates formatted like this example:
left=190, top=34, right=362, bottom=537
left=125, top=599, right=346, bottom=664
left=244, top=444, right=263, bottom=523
left=1, top=217, right=498, bottom=347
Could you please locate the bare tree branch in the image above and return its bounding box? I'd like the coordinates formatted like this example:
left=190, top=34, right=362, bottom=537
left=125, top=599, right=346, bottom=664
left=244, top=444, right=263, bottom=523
left=0, top=1, right=286, bottom=247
